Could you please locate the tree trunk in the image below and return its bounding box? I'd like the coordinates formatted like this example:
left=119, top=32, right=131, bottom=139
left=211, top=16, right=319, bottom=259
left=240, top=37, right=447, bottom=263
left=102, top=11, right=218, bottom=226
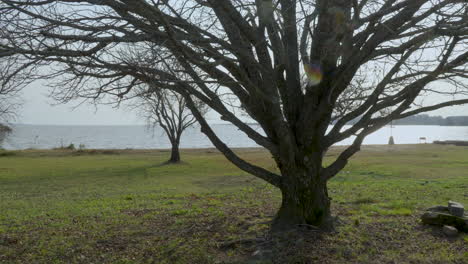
left=168, top=141, right=181, bottom=163
left=272, top=168, right=333, bottom=232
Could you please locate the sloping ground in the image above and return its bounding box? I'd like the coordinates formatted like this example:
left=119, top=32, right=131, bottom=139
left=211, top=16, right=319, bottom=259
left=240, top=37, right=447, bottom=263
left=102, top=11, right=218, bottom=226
left=0, top=145, right=467, bottom=263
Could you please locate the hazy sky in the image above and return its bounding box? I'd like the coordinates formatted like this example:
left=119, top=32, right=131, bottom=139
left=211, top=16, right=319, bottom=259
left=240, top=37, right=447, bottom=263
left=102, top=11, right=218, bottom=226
left=5, top=0, right=467, bottom=126
left=17, top=81, right=226, bottom=125
left=16, top=80, right=468, bottom=126
left=18, top=82, right=143, bottom=125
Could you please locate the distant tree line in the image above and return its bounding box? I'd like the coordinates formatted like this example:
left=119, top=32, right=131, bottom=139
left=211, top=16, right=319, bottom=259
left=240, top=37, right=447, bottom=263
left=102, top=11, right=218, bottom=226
left=395, top=115, right=468, bottom=126
left=349, top=115, right=468, bottom=126
left=0, top=124, right=12, bottom=148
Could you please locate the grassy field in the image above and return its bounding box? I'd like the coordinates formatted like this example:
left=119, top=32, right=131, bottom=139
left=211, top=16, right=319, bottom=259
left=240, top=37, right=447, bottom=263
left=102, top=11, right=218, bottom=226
left=0, top=145, right=467, bottom=263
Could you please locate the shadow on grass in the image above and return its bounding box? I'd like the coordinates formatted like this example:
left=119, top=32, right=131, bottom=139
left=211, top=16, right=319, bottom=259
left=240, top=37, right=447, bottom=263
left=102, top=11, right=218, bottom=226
left=150, top=160, right=190, bottom=168
left=221, top=227, right=328, bottom=264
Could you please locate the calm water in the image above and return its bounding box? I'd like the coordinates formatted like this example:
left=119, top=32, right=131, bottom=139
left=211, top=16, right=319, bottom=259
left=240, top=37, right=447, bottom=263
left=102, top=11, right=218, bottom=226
left=3, top=124, right=468, bottom=150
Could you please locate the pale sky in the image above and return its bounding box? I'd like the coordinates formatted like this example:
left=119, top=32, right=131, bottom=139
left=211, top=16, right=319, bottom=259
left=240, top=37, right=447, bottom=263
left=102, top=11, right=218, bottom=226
left=4, top=0, right=467, bottom=126
left=18, top=82, right=143, bottom=125
left=16, top=80, right=468, bottom=126
left=17, top=81, right=227, bottom=125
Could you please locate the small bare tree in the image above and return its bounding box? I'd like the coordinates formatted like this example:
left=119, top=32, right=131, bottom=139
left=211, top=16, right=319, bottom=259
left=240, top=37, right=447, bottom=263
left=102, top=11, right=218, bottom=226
left=122, top=44, right=207, bottom=163
left=137, top=88, right=205, bottom=163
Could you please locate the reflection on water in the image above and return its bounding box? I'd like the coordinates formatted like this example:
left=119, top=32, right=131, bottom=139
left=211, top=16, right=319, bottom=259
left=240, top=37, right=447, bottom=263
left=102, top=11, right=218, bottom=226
left=3, top=124, right=468, bottom=150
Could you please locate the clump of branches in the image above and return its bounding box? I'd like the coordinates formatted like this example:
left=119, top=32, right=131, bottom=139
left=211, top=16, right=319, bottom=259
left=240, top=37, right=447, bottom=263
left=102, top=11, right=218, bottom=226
left=0, top=55, right=27, bottom=121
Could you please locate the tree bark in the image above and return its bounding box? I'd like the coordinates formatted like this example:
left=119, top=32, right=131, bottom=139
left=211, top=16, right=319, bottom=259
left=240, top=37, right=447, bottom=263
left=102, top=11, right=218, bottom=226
left=272, top=167, right=333, bottom=232
left=168, top=140, right=181, bottom=163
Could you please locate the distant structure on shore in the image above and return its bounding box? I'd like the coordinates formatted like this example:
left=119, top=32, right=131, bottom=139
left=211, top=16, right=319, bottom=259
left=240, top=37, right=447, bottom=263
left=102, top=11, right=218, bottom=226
left=348, top=115, right=468, bottom=126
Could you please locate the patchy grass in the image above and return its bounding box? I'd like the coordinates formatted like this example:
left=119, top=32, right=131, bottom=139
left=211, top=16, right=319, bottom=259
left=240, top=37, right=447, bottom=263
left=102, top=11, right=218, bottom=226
left=0, top=145, right=468, bottom=263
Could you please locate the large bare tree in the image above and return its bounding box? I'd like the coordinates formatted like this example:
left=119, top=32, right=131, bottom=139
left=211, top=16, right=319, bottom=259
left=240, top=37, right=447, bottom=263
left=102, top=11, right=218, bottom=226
left=0, top=0, right=467, bottom=231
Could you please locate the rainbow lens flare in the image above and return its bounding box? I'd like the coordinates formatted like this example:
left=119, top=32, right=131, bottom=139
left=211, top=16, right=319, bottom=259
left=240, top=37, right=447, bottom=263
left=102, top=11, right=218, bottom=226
left=304, top=62, right=323, bottom=86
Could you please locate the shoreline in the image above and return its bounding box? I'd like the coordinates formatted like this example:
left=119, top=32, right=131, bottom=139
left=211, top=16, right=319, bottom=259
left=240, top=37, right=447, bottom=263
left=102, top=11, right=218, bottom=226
left=2, top=143, right=453, bottom=154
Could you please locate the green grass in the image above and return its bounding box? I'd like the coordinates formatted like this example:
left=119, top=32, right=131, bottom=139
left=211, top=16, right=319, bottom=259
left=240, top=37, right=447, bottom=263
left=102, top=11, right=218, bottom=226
left=0, top=145, right=468, bottom=263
